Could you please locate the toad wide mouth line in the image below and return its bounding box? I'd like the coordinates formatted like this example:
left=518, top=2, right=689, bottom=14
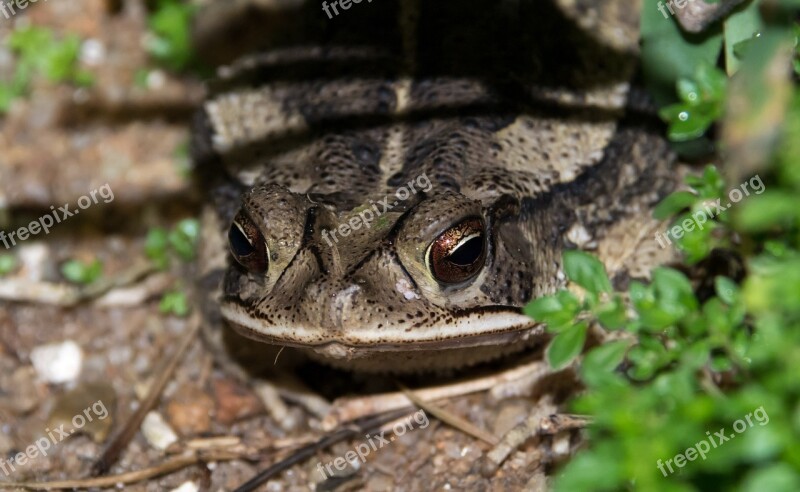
left=219, top=302, right=543, bottom=350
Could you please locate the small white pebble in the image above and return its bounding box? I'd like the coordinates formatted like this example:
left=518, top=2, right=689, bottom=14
left=80, top=39, right=106, bottom=66
left=169, top=482, right=199, bottom=492
left=146, top=70, right=167, bottom=90
left=142, top=412, right=178, bottom=450
left=30, top=340, right=83, bottom=384
left=566, top=223, right=593, bottom=248
left=72, top=88, right=90, bottom=104
left=18, top=243, right=48, bottom=281
left=552, top=432, right=571, bottom=456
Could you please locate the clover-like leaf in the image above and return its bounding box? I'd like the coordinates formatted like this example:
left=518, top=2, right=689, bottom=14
left=563, top=250, right=611, bottom=295
left=546, top=321, right=588, bottom=369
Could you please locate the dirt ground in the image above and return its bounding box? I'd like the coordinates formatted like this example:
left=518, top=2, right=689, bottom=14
left=0, top=1, right=578, bottom=491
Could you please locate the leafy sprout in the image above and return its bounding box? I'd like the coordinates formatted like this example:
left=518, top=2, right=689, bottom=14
left=0, top=27, right=93, bottom=113
left=145, top=0, right=198, bottom=72
left=0, top=254, right=17, bottom=276
left=159, top=288, right=190, bottom=317
left=145, top=218, right=200, bottom=270
left=60, top=259, right=103, bottom=285
left=658, top=63, right=727, bottom=142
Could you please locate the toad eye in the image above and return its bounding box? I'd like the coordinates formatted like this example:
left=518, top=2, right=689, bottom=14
left=426, top=218, right=487, bottom=284
left=228, top=212, right=268, bottom=273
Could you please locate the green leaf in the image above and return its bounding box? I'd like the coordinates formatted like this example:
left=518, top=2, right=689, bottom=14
left=710, top=354, right=733, bottom=372
left=552, top=445, right=623, bottom=492
left=703, top=298, right=733, bottom=336
left=641, top=0, right=724, bottom=108
left=41, top=35, right=81, bottom=82
left=654, top=191, right=697, bottom=220
left=671, top=212, right=718, bottom=264
left=676, top=78, right=701, bottom=104
left=144, top=227, right=170, bottom=270
left=147, top=0, right=197, bottom=72
left=168, top=218, right=200, bottom=261
left=735, top=192, right=800, bottom=232
left=61, top=259, right=103, bottom=285
left=595, top=295, right=628, bottom=330
left=630, top=279, right=685, bottom=331
left=742, top=464, right=800, bottom=492
left=580, top=340, right=630, bottom=388
left=724, top=0, right=762, bottom=75
left=652, top=268, right=697, bottom=310
left=523, top=291, right=580, bottom=331
left=546, top=321, right=588, bottom=369
left=627, top=336, right=670, bottom=380
left=680, top=340, right=710, bottom=370
left=159, top=289, right=190, bottom=317
left=660, top=102, right=719, bottom=142
left=715, top=276, right=739, bottom=305
left=563, top=250, right=611, bottom=295
left=686, top=165, right=726, bottom=200
left=1, top=26, right=93, bottom=110
left=0, top=254, right=17, bottom=276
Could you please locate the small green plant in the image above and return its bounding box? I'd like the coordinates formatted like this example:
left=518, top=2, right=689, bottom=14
left=0, top=27, right=93, bottom=113
left=159, top=289, right=190, bottom=317
left=653, top=165, right=731, bottom=264
left=543, top=3, right=800, bottom=487
left=145, top=0, right=198, bottom=72
left=0, top=254, right=17, bottom=276
left=144, top=218, right=200, bottom=269
left=60, top=259, right=103, bottom=285
left=173, top=140, right=192, bottom=176
left=169, top=218, right=200, bottom=260
left=658, top=63, right=727, bottom=142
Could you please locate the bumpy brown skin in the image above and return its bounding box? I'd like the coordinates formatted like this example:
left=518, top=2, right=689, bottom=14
left=192, top=0, right=679, bottom=372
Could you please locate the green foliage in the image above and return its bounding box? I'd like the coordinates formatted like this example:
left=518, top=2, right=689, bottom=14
left=640, top=0, right=723, bottom=109
left=791, top=23, right=800, bottom=75
left=169, top=218, right=200, bottom=260
left=159, top=288, right=190, bottom=317
left=563, top=250, right=612, bottom=296
left=536, top=3, right=800, bottom=489
left=145, top=0, right=198, bottom=72
left=0, top=254, right=17, bottom=276
left=653, top=165, right=737, bottom=264
left=641, top=0, right=779, bottom=146
left=659, top=63, right=728, bottom=142
left=0, top=27, right=93, bottom=113
left=144, top=218, right=200, bottom=270
left=547, top=321, right=588, bottom=370
left=60, top=259, right=103, bottom=285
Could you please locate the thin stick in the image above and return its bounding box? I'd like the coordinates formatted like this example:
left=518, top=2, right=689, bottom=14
left=399, top=386, right=499, bottom=446
left=0, top=260, right=155, bottom=306
left=233, top=407, right=415, bottom=492
left=0, top=450, right=237, bottom=490
left=90, top=313, right=201, bottom=476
